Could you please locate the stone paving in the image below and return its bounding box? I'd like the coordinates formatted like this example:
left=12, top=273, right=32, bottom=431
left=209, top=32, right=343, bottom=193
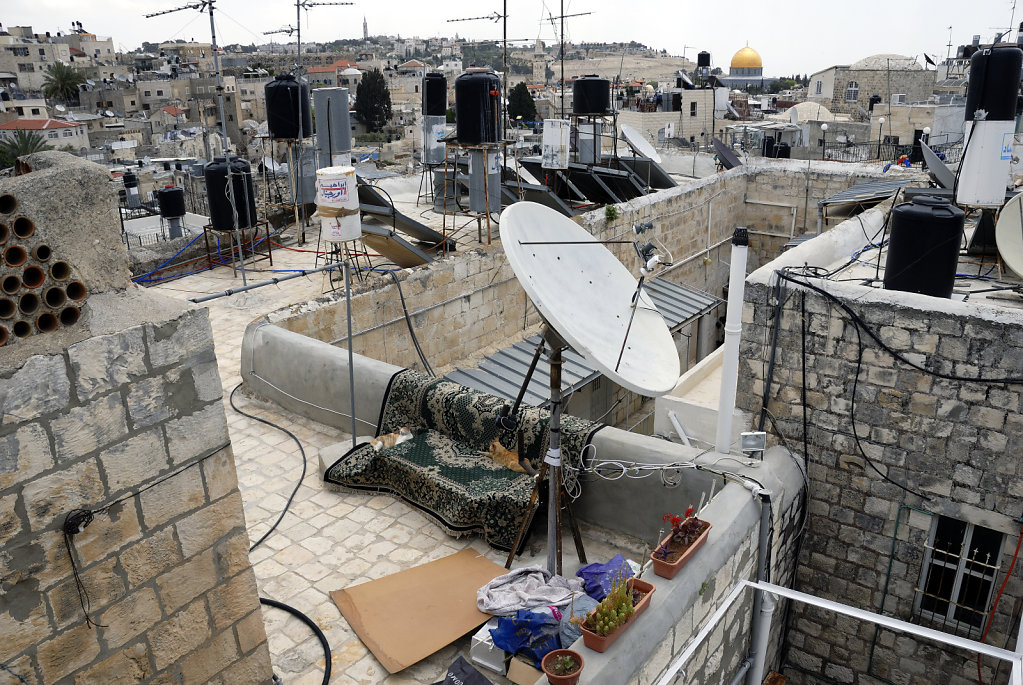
left=150, top=236, right=628, bottom=684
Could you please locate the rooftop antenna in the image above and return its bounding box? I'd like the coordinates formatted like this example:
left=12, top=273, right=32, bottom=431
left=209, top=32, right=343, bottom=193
left=262, top=25, right=297, bottom=57
left=448, top=9, right=509, bottom=136
left=546, top=6, right=593, bottom=117
left=146, top=0, right=248, bottom=284
left=291, top=0, right=352, bottom=244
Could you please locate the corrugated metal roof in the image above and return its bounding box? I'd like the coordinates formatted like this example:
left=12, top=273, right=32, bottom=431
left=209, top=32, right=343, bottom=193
left=820, top=178, right=913, bottom=207
left=443, top=280, right=721, bottom=406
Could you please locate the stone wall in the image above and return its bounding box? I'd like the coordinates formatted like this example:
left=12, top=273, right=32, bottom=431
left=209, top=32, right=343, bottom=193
left=0, top=152, right=272, bottom=684
left=734, top=215, right=1023, bottom=685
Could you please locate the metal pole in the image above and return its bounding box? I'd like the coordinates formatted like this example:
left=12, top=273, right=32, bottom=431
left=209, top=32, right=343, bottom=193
left=503, top=0, right=508, bottom=138
left=187, top=262, right=341, bottom=302
left=544, top=327, right=564, bottom=575
left=344, top=260, right=358, bottom=449
left=560, top=0, right=565, bottom=118
left=295, top=0, right=306, bottom=245
left=744, top=490, right=775, bottom=685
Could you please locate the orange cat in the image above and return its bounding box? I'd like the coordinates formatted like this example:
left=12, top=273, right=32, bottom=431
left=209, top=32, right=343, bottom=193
left=371, top=426, right=413, bottom=452
left=487, top=439, right=536, bottom=475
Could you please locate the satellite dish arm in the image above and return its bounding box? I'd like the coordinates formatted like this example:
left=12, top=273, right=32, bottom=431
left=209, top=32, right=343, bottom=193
left=497, top=337, right=546, bottom=431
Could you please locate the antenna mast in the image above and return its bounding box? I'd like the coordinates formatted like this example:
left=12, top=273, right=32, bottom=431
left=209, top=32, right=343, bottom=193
left=448, top=10, right=509, bottom=135
left=546, top=6, right=592, bottom=117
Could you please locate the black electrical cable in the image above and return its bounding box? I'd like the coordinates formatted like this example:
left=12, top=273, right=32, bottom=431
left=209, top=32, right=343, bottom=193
left=259, top=597, right=332, bottom=685
left=386, top=268, right=436, bottom=377
left=757, top=274, right=788, bottom=432
left=229, top=384, right=307, bottom=552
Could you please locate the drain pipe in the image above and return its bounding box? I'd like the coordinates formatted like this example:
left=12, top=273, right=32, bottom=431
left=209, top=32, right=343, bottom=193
left=715, top=226, right=749, bottom=456
left=731, top=490, right=776, bottom=685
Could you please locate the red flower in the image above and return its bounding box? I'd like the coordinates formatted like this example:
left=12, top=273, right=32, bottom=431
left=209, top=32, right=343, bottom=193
left=685, top=506, right=695, bottom=518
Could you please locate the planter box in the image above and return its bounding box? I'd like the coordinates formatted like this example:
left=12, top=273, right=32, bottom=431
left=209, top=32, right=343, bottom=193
left=650, top=520, right=712, bottom=580
left=579, top=578, right=656, bottom=653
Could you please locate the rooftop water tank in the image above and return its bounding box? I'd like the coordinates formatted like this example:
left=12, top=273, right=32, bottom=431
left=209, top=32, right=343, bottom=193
left=156, top=186, right=186, bottom=219
left=883, top=196, right=965, bottom=298
left=204, top=156, right=257, bottom=231
left=573, top=75, right=610, bottom=115
left=423, top=72, right=447, bottom=117
left=265, top=74, right=312, bottom=140
left=965, top=44, right=1023, bottom=122
left=455, top=69, right=500, bottom=145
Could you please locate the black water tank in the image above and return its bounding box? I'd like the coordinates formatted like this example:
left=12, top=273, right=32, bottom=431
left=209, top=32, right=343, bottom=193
left=265, top=74, right=312, bottom=139
left=156, top=187, right=186, bottom=219
left=763, top=136, right=776, bottom=157
left=883, top=196, right=965, bottom=298
left=455, top=69, right=500, bottom=144
left=423, top=71, right=447, bottom=116
left=776, top=142, right=791, bottom=159
left=965, top=45, right=1023, bottom=121
left=573, top=75, right=610, bottom=115
left=123, top=172, right=138, bottom=189
left=204, top=157, right=257, bottom=231
left=697, top=51, right=711, bottom=68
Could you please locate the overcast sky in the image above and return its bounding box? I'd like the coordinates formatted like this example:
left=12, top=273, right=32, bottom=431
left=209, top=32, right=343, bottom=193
left=4, top=0, right=1017, bottom=76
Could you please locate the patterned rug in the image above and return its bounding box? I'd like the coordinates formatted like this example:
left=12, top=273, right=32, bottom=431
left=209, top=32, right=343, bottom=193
left=323, top=369, right=604, bottom=550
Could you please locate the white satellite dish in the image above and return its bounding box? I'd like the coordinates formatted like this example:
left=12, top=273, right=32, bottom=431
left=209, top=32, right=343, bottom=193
left=995, top=192, right=1023, bottom=279
left=620, top=123, right=662, bottom=164
left=501, top=202, right=679, bottom=395
left=104, top=110, right=115, bottom=117
left=55, top=104, right=66, bottom=112
left=86, top=79, right=96, bottom=86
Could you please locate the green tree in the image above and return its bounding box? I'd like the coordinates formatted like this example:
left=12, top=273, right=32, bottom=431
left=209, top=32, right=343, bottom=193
left=42, top=62, right=86, bottom=107
left=0, top=131, right=52, bottom=169
left=507, top=82, right=536, bottom=123
left=354, top=69, right=392, bottom=133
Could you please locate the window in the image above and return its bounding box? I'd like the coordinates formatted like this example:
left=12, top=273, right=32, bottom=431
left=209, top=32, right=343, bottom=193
left=690, top=101, right=697, bottom=117
left=144, top=90, right=151, bottom=97
left=844, top=80, right=859, bottom=102
left=815, top=80, right=822, bottom=95
left=914, top=516, right=1003, bottom=637
left=157, top=90, right=164, bottom=96
left=47, top=131, right=58, bottom=139
left=38, top=48, right=45, bottom=56
left=30, top=108, right=39, bottom=115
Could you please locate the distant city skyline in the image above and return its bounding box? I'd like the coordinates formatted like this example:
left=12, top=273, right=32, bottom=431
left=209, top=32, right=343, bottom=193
left=3, top=0, right=1017, bottom=77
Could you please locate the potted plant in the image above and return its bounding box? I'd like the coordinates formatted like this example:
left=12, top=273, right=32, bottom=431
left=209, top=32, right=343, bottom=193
left=578, top=569, right=655, bottom=652
left=650, top=506, right=712, bottom=580
left=541, top=648, right=584, bottom=685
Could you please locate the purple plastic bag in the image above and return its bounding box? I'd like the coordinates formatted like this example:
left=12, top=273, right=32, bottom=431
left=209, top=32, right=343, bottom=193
left=575, top=553, right=633, bottom=601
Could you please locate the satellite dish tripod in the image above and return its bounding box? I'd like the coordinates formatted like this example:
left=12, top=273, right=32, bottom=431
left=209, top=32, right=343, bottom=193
left=503, top=325, right=588, bottom=573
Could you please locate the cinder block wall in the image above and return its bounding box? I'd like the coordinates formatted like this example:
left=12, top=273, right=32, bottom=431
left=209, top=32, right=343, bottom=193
left=735, top=218, right=1023, bottom=684
left=0, top=152, right=272, bottom=684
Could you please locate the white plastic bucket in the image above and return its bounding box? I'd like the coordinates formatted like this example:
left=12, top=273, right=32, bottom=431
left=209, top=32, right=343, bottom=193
left=315, top=165, right=361, bottom=242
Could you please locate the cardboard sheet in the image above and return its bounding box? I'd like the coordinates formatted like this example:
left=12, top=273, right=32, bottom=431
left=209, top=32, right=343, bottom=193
left=330, top=548, right=508, bottom=673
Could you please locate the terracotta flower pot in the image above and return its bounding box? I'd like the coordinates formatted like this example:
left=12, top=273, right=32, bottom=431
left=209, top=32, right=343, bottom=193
left=541, top=648, right=584, bottom=685
left=579, top=577, right=656, bottom=653
left=650, top=520, right=712, bottom=580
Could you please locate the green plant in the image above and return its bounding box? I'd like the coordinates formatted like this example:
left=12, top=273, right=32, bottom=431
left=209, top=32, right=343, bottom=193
left=604, top=204, right=619, bottom=222
left=549, top=654, right=580, bottom=675
left=654, top=506, right=709, bottom=561
left=583, top=569, right=635, bottom=637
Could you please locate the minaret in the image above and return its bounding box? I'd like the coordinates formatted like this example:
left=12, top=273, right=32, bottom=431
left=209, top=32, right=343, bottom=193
left=532, top=39, right=546, bottom=85
left=363, top=16, right=368, bottom=40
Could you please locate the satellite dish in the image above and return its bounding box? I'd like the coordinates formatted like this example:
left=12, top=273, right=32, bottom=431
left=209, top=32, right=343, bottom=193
left=995, top=192, right=1023, bottom=279
left=86, top=79, right=96, bottom=86
left=104, top=110, right=114, bottom=117
left=55, top=104, right=66, bottom=112
left=500, top=202, right=679, bottom=395
left=680, top=72, right=695, bottom=89
left=116, top=74, right=126, bottom=81
left=621, top=124, right=661, bottom=163
left=713, top=137, right=742, bottom=170
left=922, top=142, right=956, bottom=190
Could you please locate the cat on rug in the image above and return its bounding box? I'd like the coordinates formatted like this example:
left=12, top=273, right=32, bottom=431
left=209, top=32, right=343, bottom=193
left=486, top=438, right=537, bottom=475
left=371, top=426, right=413, bottom=452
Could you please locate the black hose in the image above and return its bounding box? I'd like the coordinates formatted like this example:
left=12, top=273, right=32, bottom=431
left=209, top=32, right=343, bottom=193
left=229, top=383, right=307, bottom=552
left=260, top=597, right=331, bottom=685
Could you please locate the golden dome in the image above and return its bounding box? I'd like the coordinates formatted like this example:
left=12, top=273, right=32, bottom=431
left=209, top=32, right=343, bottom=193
left=730, top=46, right=762, bottom=70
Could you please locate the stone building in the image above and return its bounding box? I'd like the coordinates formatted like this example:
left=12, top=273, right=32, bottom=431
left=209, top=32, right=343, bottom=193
left=736, top=204, right=1023, bottom=684
left=809, top=54, right=935, bottom=116
left=0, top=152, right=272, bottom=683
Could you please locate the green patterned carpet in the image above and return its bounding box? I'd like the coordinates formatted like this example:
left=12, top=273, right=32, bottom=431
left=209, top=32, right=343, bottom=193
left=323, top=369, right=604, bottom=550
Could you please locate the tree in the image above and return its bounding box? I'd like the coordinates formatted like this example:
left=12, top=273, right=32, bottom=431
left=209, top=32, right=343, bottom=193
left=42, top=62, right=86, bottom=107
left=354, top=69, right=392, bottom=133
left=507, top=82, right=536, bottom=123
left=0, top=131, right=52, bottom=169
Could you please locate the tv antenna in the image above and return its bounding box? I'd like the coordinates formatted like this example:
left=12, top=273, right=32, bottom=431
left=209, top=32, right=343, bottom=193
left=500, top=202, right=678, bottom=574
left=449, top=8, right=511, bottom=136
left=546, top=7, right=593, bottom=117
left=145, top=0, right=248, bottom=284
left=286, top=0, right=352, bottom=243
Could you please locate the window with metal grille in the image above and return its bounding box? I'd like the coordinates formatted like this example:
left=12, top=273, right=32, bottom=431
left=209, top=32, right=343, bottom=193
left=914, top=515, right=1003, bottom=637
left=845, top=81, right=859, bottom=102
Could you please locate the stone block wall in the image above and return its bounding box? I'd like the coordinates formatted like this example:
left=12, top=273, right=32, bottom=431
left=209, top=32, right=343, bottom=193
left=735, top=218, right=1023, bottom=684
left=0, top=152, right=271, bottom=684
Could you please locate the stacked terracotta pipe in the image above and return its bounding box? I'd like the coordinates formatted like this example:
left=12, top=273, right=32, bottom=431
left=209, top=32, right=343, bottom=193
left=0, top=192, right=85, bottom=346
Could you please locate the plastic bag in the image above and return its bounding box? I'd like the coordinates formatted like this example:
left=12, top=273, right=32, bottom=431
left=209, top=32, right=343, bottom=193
left=575, top=553, right=633, bottom=601
left=559, top=591, right=598, bottom=648
left=489, top=608, right=562, bottom=669
left=432, top=655, right=494, bottom=685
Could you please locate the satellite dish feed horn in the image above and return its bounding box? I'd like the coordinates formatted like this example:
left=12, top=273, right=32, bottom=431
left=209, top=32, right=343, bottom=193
left=501, top=201, right=679, bottom=574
